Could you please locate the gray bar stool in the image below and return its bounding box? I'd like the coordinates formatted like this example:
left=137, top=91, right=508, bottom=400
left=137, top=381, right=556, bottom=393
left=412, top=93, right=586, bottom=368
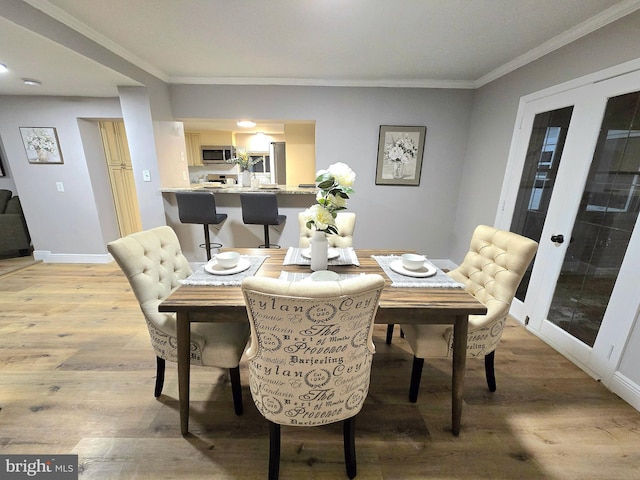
left=175, top=191, right=227, bottom=260
left=240, top=193, right=286, bottom=248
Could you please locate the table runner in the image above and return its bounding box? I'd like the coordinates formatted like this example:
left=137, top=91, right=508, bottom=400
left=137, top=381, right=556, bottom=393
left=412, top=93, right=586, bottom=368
left=180, top=255, right=269, bottom=286
left=372, top=255, right=465, bottom=288
left=278, top=271, right=366, bottom=282
left=283, top=247, right=360, bottom=266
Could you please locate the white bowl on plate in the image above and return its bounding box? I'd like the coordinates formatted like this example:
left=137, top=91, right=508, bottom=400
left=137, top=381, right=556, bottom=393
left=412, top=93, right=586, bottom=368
left=401, top=253, right=426, bottom=271
left=310, top=270, right=339, bottom=282
left=216, top=251, right=240, bottom=269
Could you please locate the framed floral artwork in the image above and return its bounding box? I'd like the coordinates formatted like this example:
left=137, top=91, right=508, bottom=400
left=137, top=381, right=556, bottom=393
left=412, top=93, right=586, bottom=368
left=20, top=127, right=64, bottom=164
left=375, top=125, right=426, bottom=186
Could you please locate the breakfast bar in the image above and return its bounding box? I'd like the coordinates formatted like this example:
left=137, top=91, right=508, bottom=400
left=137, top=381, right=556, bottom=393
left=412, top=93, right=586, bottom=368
left=161, top=184, right=318, bottom=257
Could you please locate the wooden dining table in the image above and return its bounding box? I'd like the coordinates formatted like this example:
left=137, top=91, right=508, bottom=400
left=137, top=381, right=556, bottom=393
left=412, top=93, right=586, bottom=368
left=158, top=248, right=486, bottom=437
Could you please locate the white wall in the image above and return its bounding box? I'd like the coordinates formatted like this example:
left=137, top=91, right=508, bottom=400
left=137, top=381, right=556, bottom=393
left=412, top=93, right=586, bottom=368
left=457, top=11, right=640, bottom=403
left=0, top=95, right=123, bottom=261
left=452, top=10, right=640, bottom=262
left=171, top=85, right=474, bottom=256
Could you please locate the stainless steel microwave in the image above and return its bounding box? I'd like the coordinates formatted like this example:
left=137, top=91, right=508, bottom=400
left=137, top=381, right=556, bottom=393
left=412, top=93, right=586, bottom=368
left=201, top=145, right=235, bottom=164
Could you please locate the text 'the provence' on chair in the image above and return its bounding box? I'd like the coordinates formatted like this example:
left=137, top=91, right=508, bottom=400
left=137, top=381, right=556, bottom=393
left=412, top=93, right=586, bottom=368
left=241, top=274, right=385, bottom=479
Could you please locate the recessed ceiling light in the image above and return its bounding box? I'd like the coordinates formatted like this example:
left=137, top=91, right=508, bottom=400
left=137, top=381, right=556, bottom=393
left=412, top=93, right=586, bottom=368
left=237, top=120, right=256, bottom=128
left=0, top=63, right=8, bottom=73
left=23, top=78, right=42, bottom=86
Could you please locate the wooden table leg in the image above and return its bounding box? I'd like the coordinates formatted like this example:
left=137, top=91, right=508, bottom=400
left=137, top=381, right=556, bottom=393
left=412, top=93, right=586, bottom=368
left=177, top=311, right=190, bottom=435
left=451, top=314, right=469, bottom=436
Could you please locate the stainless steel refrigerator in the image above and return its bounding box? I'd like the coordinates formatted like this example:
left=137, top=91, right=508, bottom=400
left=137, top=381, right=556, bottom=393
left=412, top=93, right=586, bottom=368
left=269, top=141, right=286, bottom=185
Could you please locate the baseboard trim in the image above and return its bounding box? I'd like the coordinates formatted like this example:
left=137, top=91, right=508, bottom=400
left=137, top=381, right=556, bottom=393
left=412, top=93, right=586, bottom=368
left=34, top=251, right=113, bottom=264
left=610, top=372, right=640, bottom=412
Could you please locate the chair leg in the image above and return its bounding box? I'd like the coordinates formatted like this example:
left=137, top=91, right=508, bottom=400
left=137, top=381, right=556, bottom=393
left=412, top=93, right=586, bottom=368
left=154, top=356, right=165, bottom=398
left=409, top=356, right=424, bottom=403
left=343, top=417, right=357, bottom=479
left=203, top=224, right=212, bottom=261
left=485, top=350, right=497, bottom=392
left=269, top=421, right=281, bottom=480
left=263, top=225, right=270, bottom=248
left=229, top=366, right=243, bottom=415
left=386, top=324, right=394, bottom=344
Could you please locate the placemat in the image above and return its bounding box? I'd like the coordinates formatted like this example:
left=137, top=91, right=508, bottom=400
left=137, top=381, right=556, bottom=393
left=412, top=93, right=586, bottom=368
left=278, top=271, right=366, bottom=282
left=372, top=255, right=465, bottom=288
left=180, top=255, right=269, bottom=286
left=283, top=247, right=360, bottom=266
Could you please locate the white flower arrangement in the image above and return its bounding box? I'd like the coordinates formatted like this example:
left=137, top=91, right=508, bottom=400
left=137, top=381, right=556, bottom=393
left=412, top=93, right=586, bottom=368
left=302, top=162, right=355, bottom=234
left=25, top=128, right=57, bottom=153
left=385, top=134, right=417, bottom=164
left=225, top=147, right=262, bottom=171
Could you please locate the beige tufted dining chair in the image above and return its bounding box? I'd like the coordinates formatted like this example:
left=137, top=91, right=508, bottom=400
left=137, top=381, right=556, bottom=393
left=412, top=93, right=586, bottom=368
left=107, top=226, right=250, bottom=415
left=241, top=274, right=385, bottom=480
left=298, top=211, right=356, bottom=248
left=400, top=225, right=538, bottom=401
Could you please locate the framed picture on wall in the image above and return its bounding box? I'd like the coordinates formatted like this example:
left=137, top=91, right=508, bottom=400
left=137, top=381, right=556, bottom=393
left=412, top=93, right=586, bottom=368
left=19, top=127, right=64, bottom=164
left=375, top=125, right=426, bottom=186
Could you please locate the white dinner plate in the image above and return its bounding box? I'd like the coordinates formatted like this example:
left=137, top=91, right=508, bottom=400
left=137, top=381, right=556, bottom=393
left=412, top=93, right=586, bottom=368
left=389, top=259, right=437, bottom=278
left=300, top=248, right=340, bottom=260
left=204, top=257, right=251, bottom=275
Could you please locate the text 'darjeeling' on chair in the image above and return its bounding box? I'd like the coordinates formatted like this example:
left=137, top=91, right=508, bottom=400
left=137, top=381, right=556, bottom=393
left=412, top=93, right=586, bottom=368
left=175, top=191, right=227, bottom=261
left=298, top=211, right=356, bottom=248
left=241, top=274, right=385, bottom=479
left=400, top=225, right=538, bottom=401
left=240, top=192, right=286, bottom=248
left=107, top=225, right=249, bottom=415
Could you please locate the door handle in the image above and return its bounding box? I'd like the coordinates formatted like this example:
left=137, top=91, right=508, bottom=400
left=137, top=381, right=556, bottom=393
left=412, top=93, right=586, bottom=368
left=550, top=234, right=565, bottom=244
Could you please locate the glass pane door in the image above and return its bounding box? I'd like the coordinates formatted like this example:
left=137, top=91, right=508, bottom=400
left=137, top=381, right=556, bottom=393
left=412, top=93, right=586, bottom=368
left=547, top=91, right=640, bottom=347
left=510, top=106, right=573, bottom=301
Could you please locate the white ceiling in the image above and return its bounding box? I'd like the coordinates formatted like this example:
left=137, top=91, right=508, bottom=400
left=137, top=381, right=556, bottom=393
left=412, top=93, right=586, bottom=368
left=1, top=0, right=639, bottom=99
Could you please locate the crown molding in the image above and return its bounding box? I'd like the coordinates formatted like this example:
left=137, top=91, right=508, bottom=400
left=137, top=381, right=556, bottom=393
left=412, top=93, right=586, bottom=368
left=23, top=0, right=169, bottom=82
left=22, top=0, right=640, bottom=92
left=475, top=0, right=640, bottom=88
left=168, top=76, right=476, bottom=89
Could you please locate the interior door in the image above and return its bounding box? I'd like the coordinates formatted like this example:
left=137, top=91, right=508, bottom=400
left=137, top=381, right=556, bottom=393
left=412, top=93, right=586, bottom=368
left=498, top=68, right=640, bottom=385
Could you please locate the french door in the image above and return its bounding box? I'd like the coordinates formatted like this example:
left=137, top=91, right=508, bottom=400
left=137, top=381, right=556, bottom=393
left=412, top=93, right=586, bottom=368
left=497, top=68, right=640, bottom=386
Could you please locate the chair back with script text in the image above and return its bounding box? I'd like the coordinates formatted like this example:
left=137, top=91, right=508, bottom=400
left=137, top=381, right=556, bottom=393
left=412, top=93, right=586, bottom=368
left=298, top=211, right=356, bottom=248
left=107, top=226, right=249, bottom=414
left=401, top=225, right=538, bottom=400
left=241, top=274, right=384, bottom=479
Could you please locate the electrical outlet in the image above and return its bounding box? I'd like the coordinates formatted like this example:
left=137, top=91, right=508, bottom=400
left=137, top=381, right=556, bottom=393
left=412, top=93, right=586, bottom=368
left=182, top=171, right=188, bottom=181
left=56, top=182, right=64, bottom=192
left=143, top=170, right=151, bottom=182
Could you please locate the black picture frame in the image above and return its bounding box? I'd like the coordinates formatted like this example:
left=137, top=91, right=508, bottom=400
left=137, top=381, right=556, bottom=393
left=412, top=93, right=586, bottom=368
left=375, top=125, right=426, bottom=186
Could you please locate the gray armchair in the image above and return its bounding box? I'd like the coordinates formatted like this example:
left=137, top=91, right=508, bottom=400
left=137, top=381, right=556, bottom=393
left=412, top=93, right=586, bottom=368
left=0, top=189, right=31, bottom=257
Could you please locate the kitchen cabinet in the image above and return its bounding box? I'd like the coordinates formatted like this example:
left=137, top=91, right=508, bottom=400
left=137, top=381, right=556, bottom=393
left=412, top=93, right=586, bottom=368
left=99, top=121, right=142, bottom=236
left=185, top=132, right=203, bottom=166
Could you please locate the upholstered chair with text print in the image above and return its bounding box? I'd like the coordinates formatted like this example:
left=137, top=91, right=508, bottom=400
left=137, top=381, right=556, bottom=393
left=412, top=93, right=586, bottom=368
left=241, top=274, right=385, bottom=480
left=107, top=225, right=249, bottom=415
left=401, top=225, right=538, bottom=401
left=298, top=211, right=356, bottom=248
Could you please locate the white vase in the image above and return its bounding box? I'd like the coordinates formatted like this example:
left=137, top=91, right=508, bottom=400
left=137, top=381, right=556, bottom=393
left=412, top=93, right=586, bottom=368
left=240, top=169, right=251, bottom=187
left=310, top=230, right=329, bottom=271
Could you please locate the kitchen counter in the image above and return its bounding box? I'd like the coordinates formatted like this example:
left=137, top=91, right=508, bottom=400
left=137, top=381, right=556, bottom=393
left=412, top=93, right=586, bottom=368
left=161, top=183, right=318, bottom=195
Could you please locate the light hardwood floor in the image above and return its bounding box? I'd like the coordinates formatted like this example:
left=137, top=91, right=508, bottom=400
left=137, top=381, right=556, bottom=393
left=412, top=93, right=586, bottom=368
left=0, top=262, right=639, bottom=479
